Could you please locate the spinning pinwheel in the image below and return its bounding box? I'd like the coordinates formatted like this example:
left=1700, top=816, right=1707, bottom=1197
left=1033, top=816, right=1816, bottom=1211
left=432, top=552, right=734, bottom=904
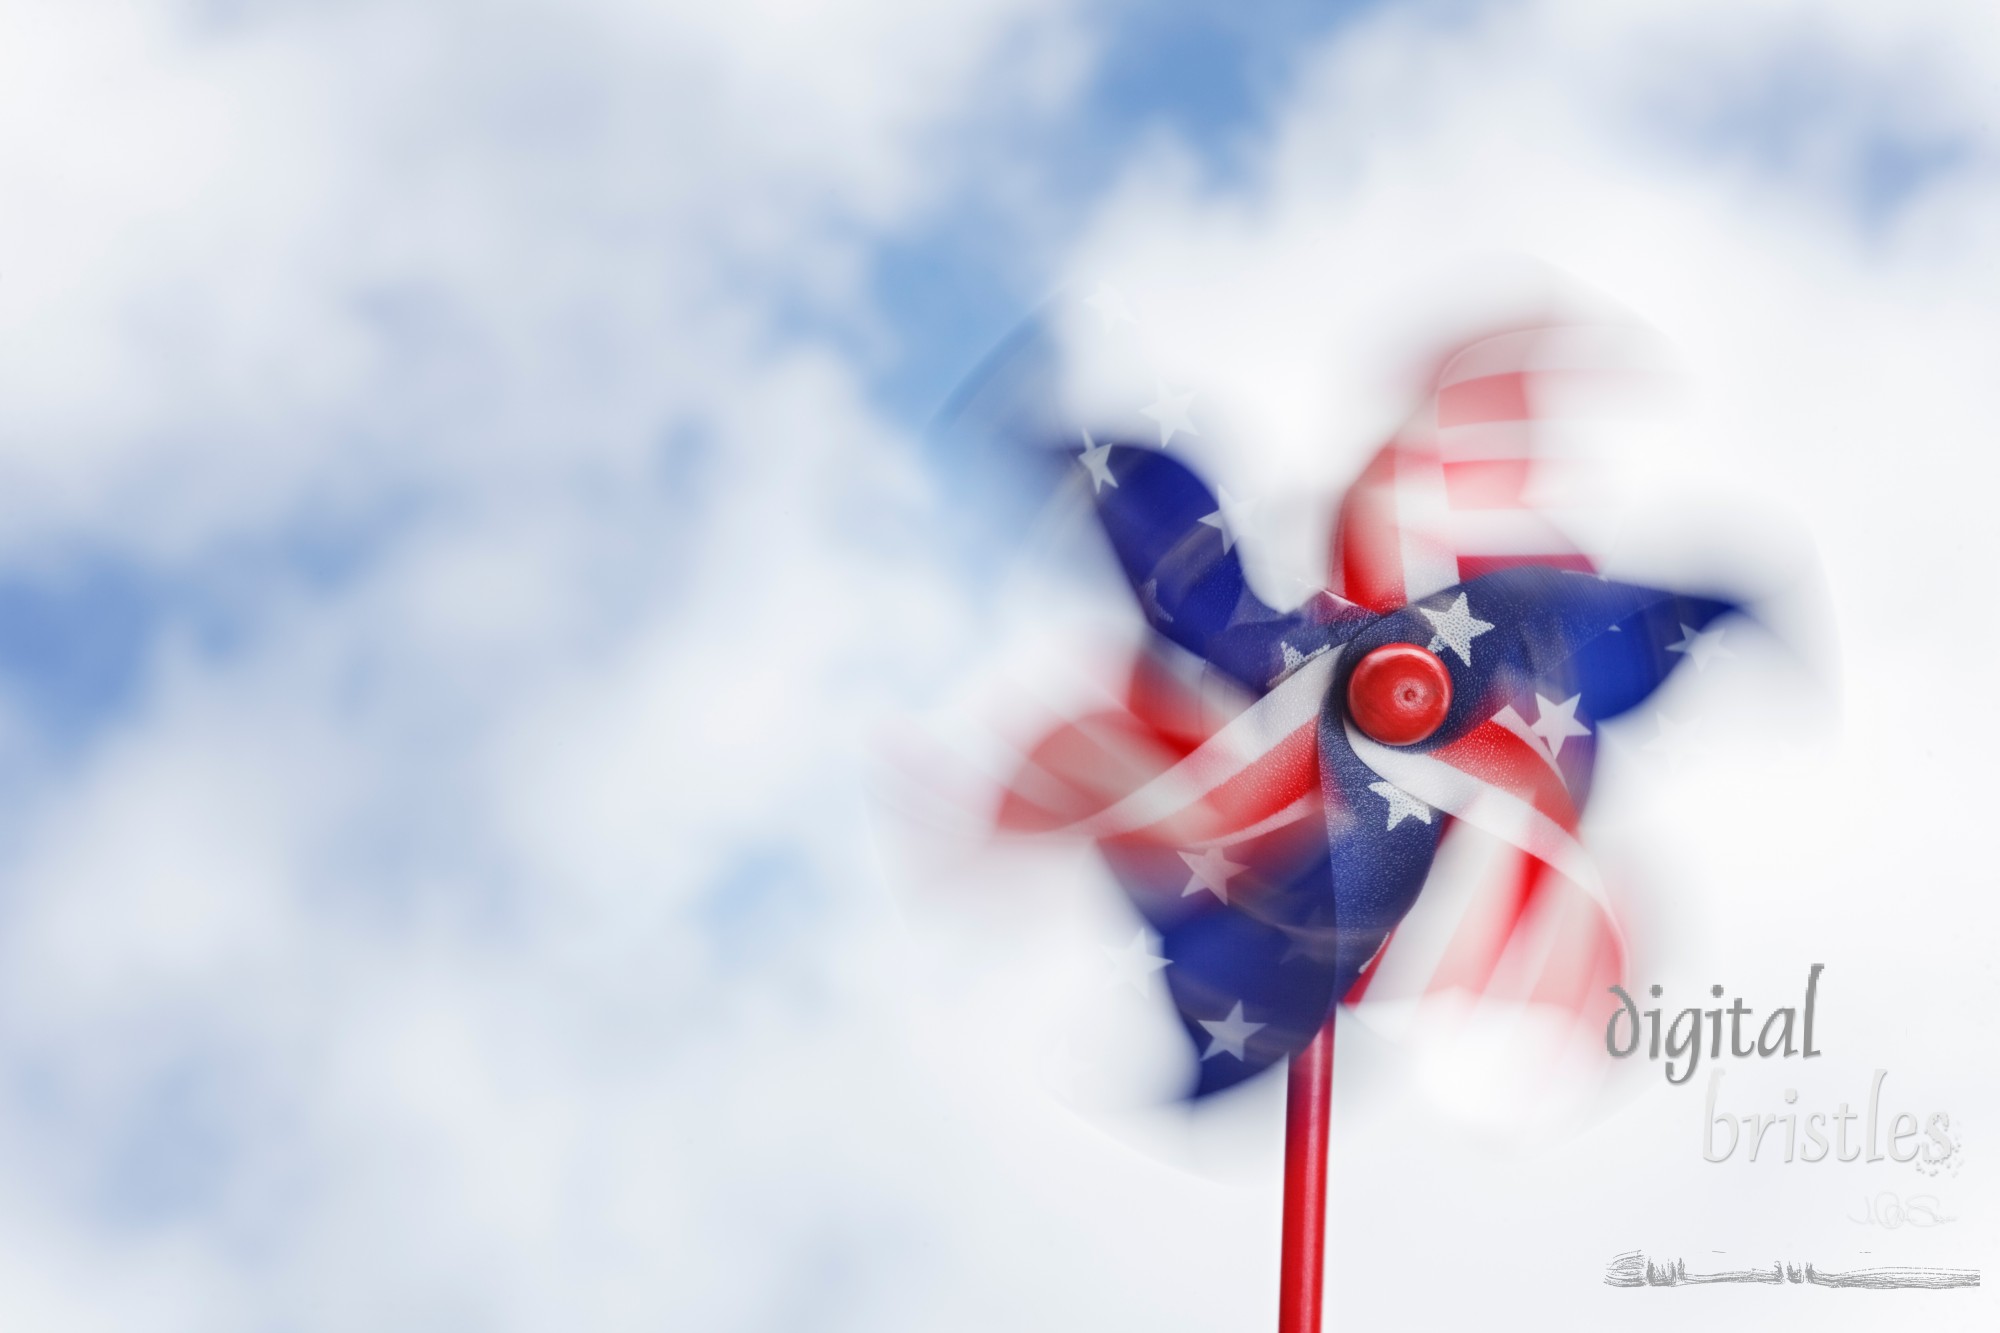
left=979, top=322, right=1741, bottom=1333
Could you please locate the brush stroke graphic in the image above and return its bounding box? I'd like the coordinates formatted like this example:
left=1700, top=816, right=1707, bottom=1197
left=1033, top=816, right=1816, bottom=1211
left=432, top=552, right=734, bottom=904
left=1605, top=1250, right=1980, bottom=1290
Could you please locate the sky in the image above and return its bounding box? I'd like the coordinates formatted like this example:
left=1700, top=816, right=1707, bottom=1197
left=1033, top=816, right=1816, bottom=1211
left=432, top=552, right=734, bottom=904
left=0, top=1, right=1996, bottom=1330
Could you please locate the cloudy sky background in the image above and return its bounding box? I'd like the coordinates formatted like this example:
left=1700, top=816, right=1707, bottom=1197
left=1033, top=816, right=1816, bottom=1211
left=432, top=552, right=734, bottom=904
left=0, top=1, right=1996, bottom=1329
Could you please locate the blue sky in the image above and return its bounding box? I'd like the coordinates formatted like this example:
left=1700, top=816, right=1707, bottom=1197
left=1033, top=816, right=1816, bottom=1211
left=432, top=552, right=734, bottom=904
left=863, top=0, right=1388, bottom=427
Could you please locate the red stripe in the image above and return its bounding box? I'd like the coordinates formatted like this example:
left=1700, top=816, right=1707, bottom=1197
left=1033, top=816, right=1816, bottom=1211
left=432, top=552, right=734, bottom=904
left=1174, top=721, right=1321, bottom=843
left=1430, top=719, right=1581, bottom=832
left=1440, top=457, right=1531, bottom=508
left=1454, top=551, right=1595, bottom=582
left=1437, top=371, right=1531, bottom=427
left=996, top=711, right=1185, bottom=832
left=1426, top=843, right=1540, bottom=999
left=1332, top=446, right=1407, bottom=611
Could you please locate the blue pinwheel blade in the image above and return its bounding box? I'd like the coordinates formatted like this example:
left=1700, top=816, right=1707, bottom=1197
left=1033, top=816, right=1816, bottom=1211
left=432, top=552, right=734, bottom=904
left=1098, top=815, right=1347, bottom=1097
left=1088, top=442, right=1368, bottom=691
left=1313, top=703, right=1452, bottom=1004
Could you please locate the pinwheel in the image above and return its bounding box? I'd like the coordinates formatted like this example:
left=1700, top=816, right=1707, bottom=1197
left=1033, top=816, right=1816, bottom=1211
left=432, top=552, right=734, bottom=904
left=982, top=322, right=1741, bottom=1333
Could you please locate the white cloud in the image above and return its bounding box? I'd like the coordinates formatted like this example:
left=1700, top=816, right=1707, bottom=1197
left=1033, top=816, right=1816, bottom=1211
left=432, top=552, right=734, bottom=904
left=0, top=0, right=1084, bottom=547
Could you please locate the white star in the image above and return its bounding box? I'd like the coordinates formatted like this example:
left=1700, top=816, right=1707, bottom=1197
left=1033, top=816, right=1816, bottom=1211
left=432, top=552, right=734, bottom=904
left=1197, top=487, right=1256, bottom=553
left=1368, top=780, right=1433, bottom=831
left=1140, top=379, right=1200, bottom=448
left=1280, top=641, right=1324, bottom=671
left=1417, top=592, right=1494, bottom=666
left=1077, top=430, right=1117, bottom=494
left=1179, top=847, right=1247, bottom=903
left=1668, top=622, right=1732, bottom=671
left=1529, top=692, right=1590, bottom=759
left=1198, top=1000, right=1266, bottom=1061
left=1101, top=930, right=1170, bottom=995
left=1084, top=282, right=1137, bottom=330
left=1273, top=640, right=1329, bottom=685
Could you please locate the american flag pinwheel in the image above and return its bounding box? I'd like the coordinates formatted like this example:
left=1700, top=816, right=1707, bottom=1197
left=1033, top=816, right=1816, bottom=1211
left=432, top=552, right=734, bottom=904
left=958, top=318, right=1744, bottom=1333
left=996, top=325, right=1739, bottom=1102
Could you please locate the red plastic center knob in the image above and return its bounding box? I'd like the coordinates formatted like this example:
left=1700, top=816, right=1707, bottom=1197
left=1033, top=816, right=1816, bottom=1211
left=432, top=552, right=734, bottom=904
left=1346, top=643, right=1452, bottom=746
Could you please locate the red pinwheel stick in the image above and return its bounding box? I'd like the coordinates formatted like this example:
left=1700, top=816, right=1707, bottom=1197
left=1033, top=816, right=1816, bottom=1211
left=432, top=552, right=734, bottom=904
left=1279, top=1014, right=1336, bottom=1333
